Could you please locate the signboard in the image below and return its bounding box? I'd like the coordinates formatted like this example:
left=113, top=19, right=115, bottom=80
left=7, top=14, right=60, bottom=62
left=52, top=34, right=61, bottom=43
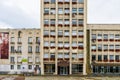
left=0, top=33, right=9, bottom=59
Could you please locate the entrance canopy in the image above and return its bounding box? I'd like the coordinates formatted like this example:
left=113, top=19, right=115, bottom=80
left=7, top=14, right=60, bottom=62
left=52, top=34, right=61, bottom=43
left=58, top=60, right=69, bottom=67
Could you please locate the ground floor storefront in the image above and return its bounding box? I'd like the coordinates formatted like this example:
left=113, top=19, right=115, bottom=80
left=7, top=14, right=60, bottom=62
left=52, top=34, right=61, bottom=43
left=92, top=65, right=120, bottom=74
left=44, top=63, right=83, bottom=75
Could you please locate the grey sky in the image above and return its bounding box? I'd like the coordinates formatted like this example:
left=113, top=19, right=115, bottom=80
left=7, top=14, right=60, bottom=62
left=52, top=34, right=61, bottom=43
left=0, top=0, right=120, bottom=28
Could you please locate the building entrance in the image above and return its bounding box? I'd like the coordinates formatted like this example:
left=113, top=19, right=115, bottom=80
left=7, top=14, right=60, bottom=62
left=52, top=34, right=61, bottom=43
left=58, top=60, right=69, bottom=75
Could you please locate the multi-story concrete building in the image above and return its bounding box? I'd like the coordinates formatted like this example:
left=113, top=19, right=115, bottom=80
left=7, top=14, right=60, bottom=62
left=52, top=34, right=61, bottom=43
left=88, top=24, right=120, bottom=74
left=0, top=29, right=41, bottom=74
left=41, top=0, right=87, bottom=75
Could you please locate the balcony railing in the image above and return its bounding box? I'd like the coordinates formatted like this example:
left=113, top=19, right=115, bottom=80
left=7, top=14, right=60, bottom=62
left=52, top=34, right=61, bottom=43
left=44, top=1, right=49, bottom=4
left=10, top=42, right=15, bottom=44
left=58, top=47, right=63, bottom=50
left=91, top=49, right=96, bottom=52
left=58, top=1, right=63, bottom=4
left=17, top=42, right=22, bottom=44
left=44, top=24, right=49, bottom=26
left=103, top=39, right=108, bottom=41
left=109, top=39, right=114, bottom=42
left=78, top=46, right=83, bottom=49
left=97, top=39, right=102, bottom=41
left=115, top=49, right=120, bottom=52
left=72, top=46, right=77, bottom=49
left=109, top=49, right=114, bottom=52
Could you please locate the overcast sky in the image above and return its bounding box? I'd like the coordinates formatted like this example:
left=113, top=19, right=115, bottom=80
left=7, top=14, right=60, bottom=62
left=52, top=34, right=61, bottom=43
left=0, top=0, right=120, bottom=29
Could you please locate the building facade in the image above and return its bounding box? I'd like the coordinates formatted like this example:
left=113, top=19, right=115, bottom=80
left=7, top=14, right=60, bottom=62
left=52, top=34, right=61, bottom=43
left=0, top=29, right=41, bottom=74
left=41, top=0, right=87, bottom=75
left=88, top=24, right=120, bottom=74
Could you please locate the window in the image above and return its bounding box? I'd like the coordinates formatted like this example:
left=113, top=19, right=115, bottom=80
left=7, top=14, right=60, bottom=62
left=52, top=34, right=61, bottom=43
left=98, top=55, right=102, bottom=61
left=11, top=37, right=14, bottom=42
left=65, top=0, right=69, bottom=2
left=78, top=8, right=83, bottom=14
left=72, top=8, right=77, bottom=14
left=103, top=34, right=108, bottom=39
left=78, top=42, right=83, bottom=47
left=109, top=34, right=114, bottom=39
left=28, top=65, right=32, bottom=70
left=110, top=55, right=114, bottom=60
left=92, top=34, right=96, bottom=39
left=44, top=64, right=55, bottom=73
left=78, top=0, right=84, bottom=3
left=58, top=42, right=63, bottom=47
left=28, top=46, right=32, bottom=53
left=115, top=55, right=119, bottom=61
left=72, top=64, right=83, bottom=73
left=11, top=46, right=15, bottom=53
left=18, top=37, right=21, bottom=42
left=17, top=57, right=21, bottom=62
left=72, top=30, right=77, bottom=35
left=36, top=57, right=40, bottom=62
left=50, top=41, right=55, bottom=46
left=64, top=53, right=69, bottom=58
left=65, top=8, right=69, bottom=14
left=58, top=8, right=63, bottom=14
left=115, top=34, right=120, bottom=39
left=28, top=37, right=32, bottom=43
left=17, top=65, right=21, bottom=70
left=98, top=44, right=102, bottom=50
left=28, top=57, right=32, bottom=62
left=50, top=30, right=55, bottom=36
left=44, top=8, right=49, bottom=14
left=103, top=55, right=108, bottom=61
left=92, top=55, right=96, bottom=61
left=44, top=53, right=49, bottom=58
left=78, top=54, right=83, bottom=59
left=17, top=46, right=22, bottom=52
left=58, top=53, right=63, bottom=58
left=104, top=45, right=108, bottom=50
left=72, top=41, right=77, bottom=47
left=58, top=19, right=63, bottom=24
left=78, top=30, right=83, bottom=36
left=44, top=19, right=49, bottom=24
left=64, top=42, right=69, bottom=47
left=50, top=8, right=55, bottom=14
left=10, top=65, right=14, bottom=70
left=36, top=46, right=40, bottom=53
left=78, top=19, right=83, bottom=25
left=36, top=37, right=40, bottom=43
left=10, top=57, right=14, bottom=63
left=72, top=53, right=77, bottom=59
left=64, top=19, right=69, bottom=25
left=97, top=34, right=102, bottom=39
left=50, top=53, right=55, bottom=58
left=50, top=19, right=55, bottom=24
left=51, top=0, right=55, bottom=3
left=44, top=41, right=49, bottom=46
left=115, top=45, right=120, bottom=49
left=72, top=19, right=77, bottom=25
left=64, top=30, right=69, bottom=36
left=44, top=0, right=49, bottom=2
left=109, top=45, right=114, bottom=49
left=91, top=45, right=96, bottom=50
left=44, top=30, right=49, bottom=35
left=58, top=30, right=63, bottom=36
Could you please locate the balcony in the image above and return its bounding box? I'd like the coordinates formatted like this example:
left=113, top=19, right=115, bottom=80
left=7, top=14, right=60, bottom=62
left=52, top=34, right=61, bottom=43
left=64, top=24, right=70, bottom=27
left=10, top=61, right=15, bottom=64
left=58, top=58, right=63, bottom=60
left=50, top=35, right=55, bottom=38
left=50, top=58, right=55, bottom=61
left=78, top=46, right=83, bottom=50
left=17, top=42, right=22, bottom=44
left=44, top=13, right=49, bottom=15
left=58, top=1, right=63, bottom=4
left=44, top=35, right=49, bottom=37
left=58, top=35, right=63, bottom=37
left=91, top=49, right=96, bottom=52
left=78, top=58, right=83, bottom=61
left=78, top=35, right=83, bottom=38
left=79, top=13, right=84, bottom=15
left=10, top=42, right=15, bottom=44
left=115, top=49, right=120, bottom=52
left=28, top=51, right=32, bottom=54
left=44, top=24, right=49, bottom=27
left=109, top=39, right=114, bottom=42
left=103, top=39, right=108, bottom=41
left=44, top=46, right=49, bottom=49
left=97, top=39, right=102, bottom=42
left=50, top=24, right=55, bottom=26
left=72, top=35, right=77, bottom=38
left=44, top=1, right=49, bottom=4
left=98, top=49, right=102, bottom=51
left=64, top=1, right=70, bottom=4
left=115, top=39, right=120, bottom=42
left=50, top=46, right=55, bottom=49
left=109, top=49, right=114, bottom=52
left=28, top=42, right=32, bottom=44
left=64, top=47, right=70, bottom=50
left=58, top=47, right=63, bottom=50
left=72, top=46, right=77, bottom=49
left=104, top=49, right=108, bottom=52
left=109, top=60, right=114, bottom=62
left=58, top=24, right=63, bottom=27
left=64, top=58, right=69, bottom=60
left=91, top=39, right=96, bottom=42
left=103, top=60, right=108, bottom=62
left=78, top=24, right=83, bottom=26
left=72, top=1, right=77, bottom=4
left=115, top=60, right=120, bottom=62
left=44, top=58, right=49, bottom=61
